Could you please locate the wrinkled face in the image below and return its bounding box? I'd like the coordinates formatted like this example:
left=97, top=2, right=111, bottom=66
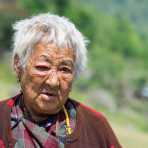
left=17, top=42, right=75, bottom=116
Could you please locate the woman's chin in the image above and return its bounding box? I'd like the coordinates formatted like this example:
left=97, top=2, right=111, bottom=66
left=36, top=99, right=61, bottom=115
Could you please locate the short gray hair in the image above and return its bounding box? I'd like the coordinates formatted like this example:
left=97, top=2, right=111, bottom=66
left=12, top=12, right=88, bottom=77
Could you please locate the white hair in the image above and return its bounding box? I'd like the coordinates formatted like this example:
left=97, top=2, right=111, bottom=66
left=12, top=12, right=88, bottom=77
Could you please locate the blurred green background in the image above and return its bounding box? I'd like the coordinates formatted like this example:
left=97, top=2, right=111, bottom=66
left=0, top=0, right=148, bottom=147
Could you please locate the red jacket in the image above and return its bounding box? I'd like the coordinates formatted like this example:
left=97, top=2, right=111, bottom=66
left=0, top=96, right=122, bottom=148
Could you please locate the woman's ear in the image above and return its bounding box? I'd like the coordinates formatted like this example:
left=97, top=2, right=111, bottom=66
left=14, top=54, right=22, bottom=81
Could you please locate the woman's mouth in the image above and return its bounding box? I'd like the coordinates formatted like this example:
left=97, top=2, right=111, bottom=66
left=40, top=92, right=58, bottom=101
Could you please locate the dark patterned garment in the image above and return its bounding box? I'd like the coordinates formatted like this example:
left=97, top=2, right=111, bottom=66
left=0, top=94, right=122, bottom=148
left=11, top=95, right=76, bottom=148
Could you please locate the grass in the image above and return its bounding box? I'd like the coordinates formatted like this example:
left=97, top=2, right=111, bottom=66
left=0, top=62, right=16, bottom=84
left=112, top=123, right=148, bottom=148
left=0, top=82, right=19, bottom=99
left=0, top=59, right=18, bottom=99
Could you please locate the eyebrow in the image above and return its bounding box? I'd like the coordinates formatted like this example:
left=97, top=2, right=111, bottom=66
left=39, top=55, right=74, bottom=66
left=38, top=55, right=51, bottom=62
left=60, top=60, right=74, bottom=67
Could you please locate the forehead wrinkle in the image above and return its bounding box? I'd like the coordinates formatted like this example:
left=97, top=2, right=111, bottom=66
left=33, top=42, right=75, bottom=66
left=34, top=54, right=74, bottom=69
left=38, top=53, right=74, bottom=62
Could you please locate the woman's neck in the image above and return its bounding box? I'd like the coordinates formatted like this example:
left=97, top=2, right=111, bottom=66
left=19, top=97, right=51, bottom=123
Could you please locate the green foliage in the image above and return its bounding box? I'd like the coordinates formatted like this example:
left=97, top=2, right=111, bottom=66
left=0, top=13, right=19, bottom=50
left=17, top=0, right=55, bottom=14
left=1, top=0, right=148, bottom=97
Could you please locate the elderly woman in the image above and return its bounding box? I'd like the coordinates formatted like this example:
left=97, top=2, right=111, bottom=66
left=0, top=13, right=122, bottom=148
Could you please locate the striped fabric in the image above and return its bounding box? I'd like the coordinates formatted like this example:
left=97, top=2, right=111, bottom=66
left=11, top=98, right=76, bottom=148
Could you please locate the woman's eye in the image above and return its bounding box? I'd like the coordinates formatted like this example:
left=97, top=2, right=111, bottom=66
left=60, top=67, right=72, bottom=73
left=35, top=66, right=49, bottom=71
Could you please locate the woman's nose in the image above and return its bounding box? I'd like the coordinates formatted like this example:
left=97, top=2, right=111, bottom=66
left=45, top=70, right=60, bottom=88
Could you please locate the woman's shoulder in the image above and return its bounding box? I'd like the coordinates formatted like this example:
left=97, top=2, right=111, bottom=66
left=70, top=99, right=106, bottom=120
left=69, top=99, right=122, bottom=148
